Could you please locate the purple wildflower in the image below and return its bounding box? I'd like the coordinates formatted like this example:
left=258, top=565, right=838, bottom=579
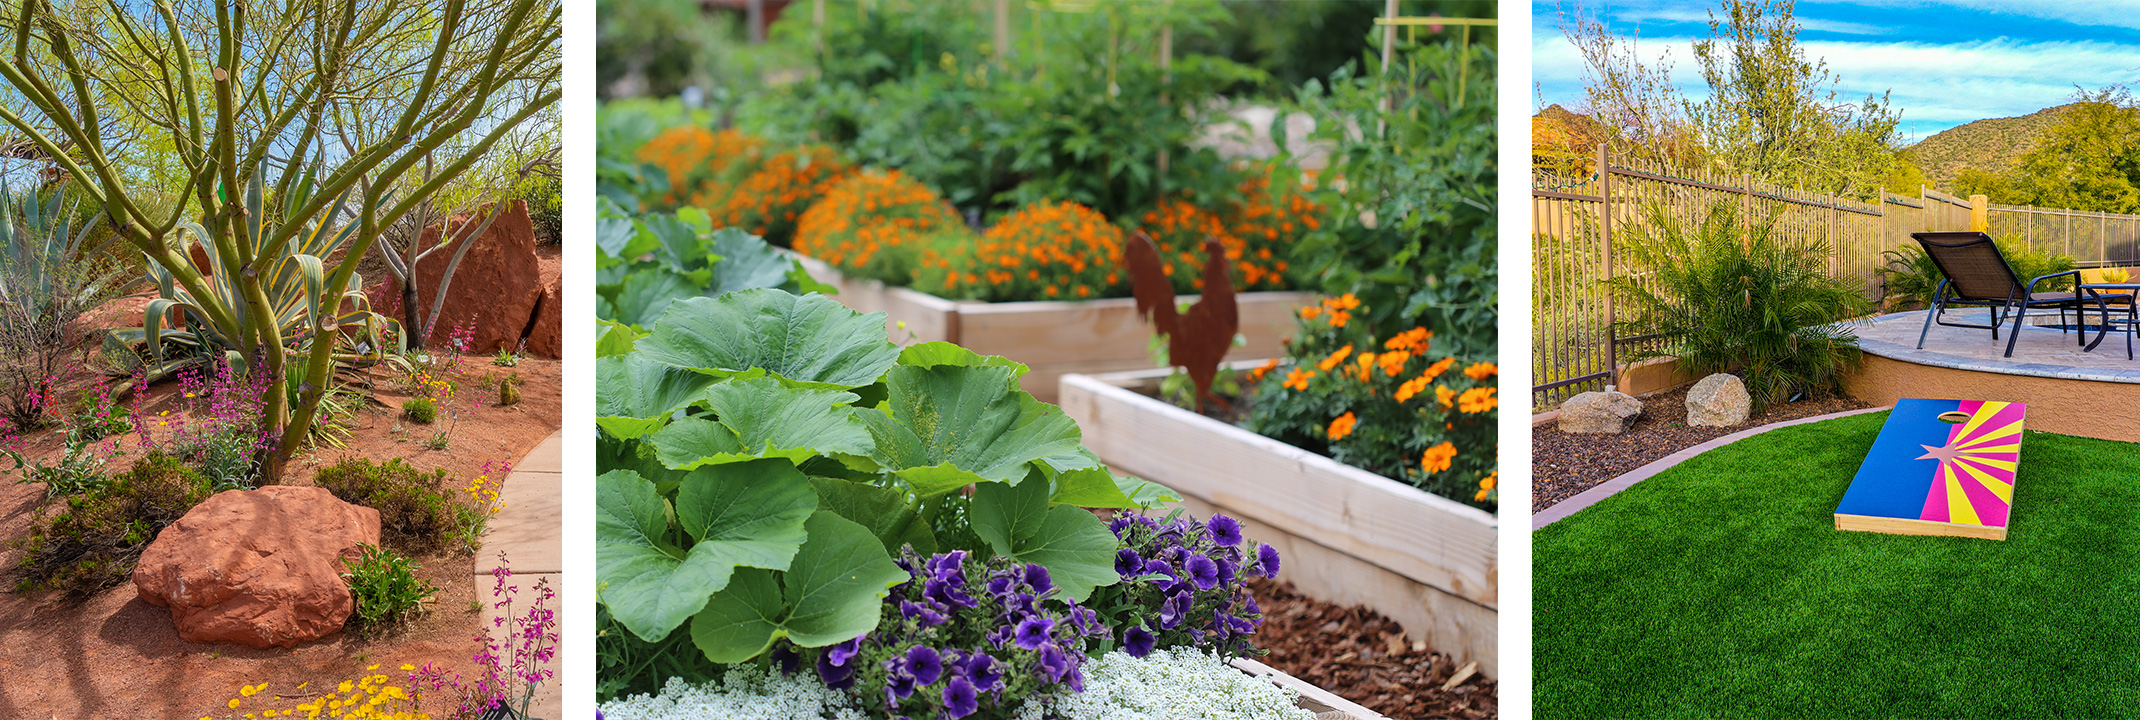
left=1207, top=514, right=1244, bottom=546
left=906, top=645, right=943, bottom=685
left=941, top=676, right=979, bottom=718
left=1123, top=624, right=1157, bottom=657
left=1013, top=616, right=1055, bottom=650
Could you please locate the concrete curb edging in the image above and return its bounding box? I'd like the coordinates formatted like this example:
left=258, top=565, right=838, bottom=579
left=1531, top=406, right=1892, bottom=530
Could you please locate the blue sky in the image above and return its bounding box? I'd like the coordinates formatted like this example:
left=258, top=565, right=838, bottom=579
left=1531, top=0, right=2140, bottom=143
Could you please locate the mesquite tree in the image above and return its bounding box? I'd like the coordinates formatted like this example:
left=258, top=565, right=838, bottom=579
left=0, top=0, right=560, bottom=479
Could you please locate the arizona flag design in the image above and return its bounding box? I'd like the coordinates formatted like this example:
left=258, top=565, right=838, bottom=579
left=1835, top=399, right=2026, bottom=540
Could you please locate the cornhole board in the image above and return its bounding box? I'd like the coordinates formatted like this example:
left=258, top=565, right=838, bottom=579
left=1834, top=399, right=2026, bottom=540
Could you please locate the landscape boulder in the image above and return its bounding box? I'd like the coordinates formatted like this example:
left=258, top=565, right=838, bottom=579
left=524, top=261, right=563, bottom=358
left=1686, top=373, right=1752, bottom=427
left=1558, top=390, right=1644, bottom=434
left=133, top=486, right=381, bottom=649
left=405, top=199, right=543, bottom=353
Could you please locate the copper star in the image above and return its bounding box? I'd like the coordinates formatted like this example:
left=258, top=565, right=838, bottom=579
left=1917, top=442, right=1965, bottom=463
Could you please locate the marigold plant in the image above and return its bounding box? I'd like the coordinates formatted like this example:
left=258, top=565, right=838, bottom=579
left=632, top=126, right=764, bottom=209
left=691, top=143, right=853, bottom=247
left=1133, top=170, right=1320, bottom=294
left=916, top=200, right=1126, bottom=302
left=792, top=169, right=968, bottom=285
left=1244, top=295, right=1497, bottom=510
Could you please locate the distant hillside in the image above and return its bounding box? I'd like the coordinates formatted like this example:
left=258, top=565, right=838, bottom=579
left=1904, top=104, right=2077, bottom=189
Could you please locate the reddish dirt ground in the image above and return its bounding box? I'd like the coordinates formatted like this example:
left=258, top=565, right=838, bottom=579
left=0, top=299, right=560, bottom=718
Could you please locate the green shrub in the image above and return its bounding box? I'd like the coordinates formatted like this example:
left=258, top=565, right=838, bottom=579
left=14, top=452, right=210, bottom=595
left=311, top=457, right=483, bottom=556
left=1607, top=203, right=1871, bottom=407
left=341, top=543, right=437, bottom=631
left=401, top=396, right=437, bottom=424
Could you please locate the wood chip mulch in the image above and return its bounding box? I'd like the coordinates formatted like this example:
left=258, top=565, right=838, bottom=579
left=1532, top=385, right=1871, bottom=512
left=1249, top=578, right=1495, bottom=720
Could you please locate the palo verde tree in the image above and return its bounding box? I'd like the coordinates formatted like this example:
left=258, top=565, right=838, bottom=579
left=0, top=0, right=561, bottom=480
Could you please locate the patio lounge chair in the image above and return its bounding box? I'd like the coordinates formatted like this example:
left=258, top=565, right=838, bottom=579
left=1911, top=231, right=2116, bottom=358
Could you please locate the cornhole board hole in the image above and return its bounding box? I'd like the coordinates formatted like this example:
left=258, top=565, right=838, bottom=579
left=1835, top=399, right=2026, bottom=541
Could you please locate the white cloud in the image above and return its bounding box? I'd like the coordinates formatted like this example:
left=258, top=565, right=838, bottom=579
left=1616, top=5, right=1893, bottom=35
left=1799, top=0, right=2140, bottom=30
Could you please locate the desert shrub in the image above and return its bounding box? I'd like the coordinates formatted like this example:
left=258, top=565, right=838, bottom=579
left=694, top=143, right=853, bottom=247
left=403, top=396, right=438, bottom=424
left=155, top=360, right=277, bottom=490
left=914, top=200, right=1127, bottom=302
left=1608, top=203, right=1871, bottom=408
left=1244, top=294, right=1500, bottom=510
left=498, top=374, right=523, bottom=407
left=67, top=381, right=132, bottom=441
left=341, top=543, right=438, bottom=631
left=312, top=457, right=484, bottom=556
left=0, top=188, right=124, bottom=430
left=14, top=452, right=210, bottom=595
left=791, top=169, right=968, bottom=284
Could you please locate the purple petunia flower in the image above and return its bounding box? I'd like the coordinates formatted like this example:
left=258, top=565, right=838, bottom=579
left=1159, top=591, right=1190, bottom=630
left=1185, top=553, right=1220, bottom=590
left=1142, top=558, right=1177, bottom=582
left=768, top=644, right=802, bottom=675
left=1024, top=563, right=1053, bottom=595
left=818, top=652, right=857, bottom=689
left=1123, top=623, right=1157, bottom=657
left=1257, top=543, right=1281, bottom=578
left=1207, top=514, right=1244, bottom=546
left=941, top=675, right=979, bottom=718
left=964, top=652, right=1002, bottom=691
left=925, top=577, right=978, bottom=609
left=827, top=636, right=865, bottom=667
left=906, top=644, right=943, bottom=686
left=1116, top=548, right=1144, bottom=576
left=1037, top=643, right=1071, bottom=683
left=1014, top=616, right=1056, bottom=650
left=886, top=671, right=917, bottom=703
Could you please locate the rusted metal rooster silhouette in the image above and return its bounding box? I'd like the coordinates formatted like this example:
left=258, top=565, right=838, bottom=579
left=1126, top=230, right=1237, bottom=414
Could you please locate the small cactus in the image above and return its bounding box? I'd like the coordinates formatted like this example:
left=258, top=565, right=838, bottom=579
left=497, top=374, right=522, bottom=407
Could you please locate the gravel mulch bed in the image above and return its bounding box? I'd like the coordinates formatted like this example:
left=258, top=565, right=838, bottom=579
left=1532, top=386, right=1871, bottom=512
left=1249, top=578, right=1495, bottom=720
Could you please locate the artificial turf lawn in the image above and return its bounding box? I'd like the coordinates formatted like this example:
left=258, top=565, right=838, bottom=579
left=1534, top=411, right=2140, bottom=719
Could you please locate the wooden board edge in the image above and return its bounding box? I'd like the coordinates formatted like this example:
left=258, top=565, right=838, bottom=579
left=1834, top=513, right=2008, bottom=541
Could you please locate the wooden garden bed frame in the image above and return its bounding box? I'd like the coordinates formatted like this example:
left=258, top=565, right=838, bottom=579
left=1059, top=366, right=1499, bottom=677
left=791, top=254, right=1312, bottom=402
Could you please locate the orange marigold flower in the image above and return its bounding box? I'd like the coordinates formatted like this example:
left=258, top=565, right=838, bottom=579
left=1464, top=362, right=1498, bottom=381
left=1420, top=357, right=1457, bottom=382
left=1436, top=384, right=1457, bottom=410
left=1326, top=412, right=1357, bottom=441
left=1384, top=327, right=1433, bottom=353
left=1394, top=375, right=1430, bottom=403
left=1422, top=441, right=1457, bottom=474
left=1377, top=350, right=1410, bottom=377
left=1458, top=387, right=1498, bottom=414
left=1480, top=471, right=1497, bottom=492
left=1355, top=352, right=1377, bottom=378
left=1328, top=309, right=1351, bottom=328
left=1248, top=358, right=1281, bottom=382
left=1300, top=306, right=1322, bottom=320
left=1317, top=344, right=1354, bottom=372
left=1282, top=367, right=1315, bottom=391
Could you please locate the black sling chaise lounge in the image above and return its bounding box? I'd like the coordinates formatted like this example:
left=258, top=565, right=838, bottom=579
left=1910, top=231, right=2118, bottom=358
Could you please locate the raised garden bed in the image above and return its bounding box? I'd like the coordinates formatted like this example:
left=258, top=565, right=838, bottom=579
left=792, top=254, right=1312, bottom=402
left=1059, top=367, right=1499, bottom=677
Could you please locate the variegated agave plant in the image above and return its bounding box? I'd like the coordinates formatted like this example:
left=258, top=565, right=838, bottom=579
left=112, top=171, right=405, bottom=382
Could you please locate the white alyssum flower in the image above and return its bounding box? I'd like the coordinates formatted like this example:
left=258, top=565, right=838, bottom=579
left=597, top=665, right=867, bottom=720
left=599, top=647, right=1312, bottom=720
left=1016, top=647, right=1317, bottom=720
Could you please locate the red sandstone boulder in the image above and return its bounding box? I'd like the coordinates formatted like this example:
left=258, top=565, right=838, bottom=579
left=133, top=486, right=381, bottom=649
left=526, top=273, right=562, bottom=358
left=406, top=199, right=543, bottom=353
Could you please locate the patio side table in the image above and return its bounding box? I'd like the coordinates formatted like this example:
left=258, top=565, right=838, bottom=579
left=2077, top=283, right=2140, bottom=359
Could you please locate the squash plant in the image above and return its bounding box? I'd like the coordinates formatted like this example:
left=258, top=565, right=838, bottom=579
left=596, top=287, right=1178, bottom=665
left=594, top=201, right=831, bottom=328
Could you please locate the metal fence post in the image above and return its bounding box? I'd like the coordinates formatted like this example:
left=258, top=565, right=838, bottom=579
left=1598, top=143, right=1616, bottom=387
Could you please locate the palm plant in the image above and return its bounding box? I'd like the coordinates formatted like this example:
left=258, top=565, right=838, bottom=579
left=1605, top=202, right=1870, bottom=407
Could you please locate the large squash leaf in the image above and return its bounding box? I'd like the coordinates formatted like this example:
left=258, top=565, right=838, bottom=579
left=595, top=353, right=718, bottom=440
left=638, top=290, right=899, bottom=389
left=648, top=378, right=873, bottom=470
left=859, top=364, right=1085, bottom=498
left=595, top=460, right=818, bottom=643
left=690, top=511, right=907, bottom=662
left=969, top=479, right=1120, bottom=602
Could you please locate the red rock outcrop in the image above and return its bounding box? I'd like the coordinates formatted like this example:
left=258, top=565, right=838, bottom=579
left=133, top=486, right=381, bottom=649
left=405, top=199, right=542, bottom=353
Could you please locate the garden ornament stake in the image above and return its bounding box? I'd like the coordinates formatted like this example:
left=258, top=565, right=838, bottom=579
left=0, top=0, right=560, bottom=481
left=1126, top=231, right=1238, bottom=413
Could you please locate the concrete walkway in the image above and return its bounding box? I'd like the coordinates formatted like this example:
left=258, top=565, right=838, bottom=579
left=473, top=430, right=561, bottom=720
